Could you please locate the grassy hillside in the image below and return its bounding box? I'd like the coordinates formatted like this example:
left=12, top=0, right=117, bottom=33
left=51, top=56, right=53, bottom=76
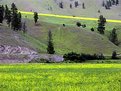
left=1, top=63, right=121, bottom=91
left=0, top=0, right=121, bottom=56
left=0, top=23, right=30, bottom=48
left=0, top=0, right=121, bottom=19
left=17, top=18, right=121, bottom=55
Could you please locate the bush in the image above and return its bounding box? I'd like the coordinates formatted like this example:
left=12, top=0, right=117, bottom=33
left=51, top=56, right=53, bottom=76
left=63, top=52, right=105, bottom=63
left=111, top=51, right=119, bottom=59
left=91, top=28, right=94, bottom=32
left=76, top=22, right=81, bottom=27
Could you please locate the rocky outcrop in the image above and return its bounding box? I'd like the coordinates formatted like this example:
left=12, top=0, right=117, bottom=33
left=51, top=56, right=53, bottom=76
left=0, top=45, right=39, bottom=63
left=0, top=45, right=64, bottom=63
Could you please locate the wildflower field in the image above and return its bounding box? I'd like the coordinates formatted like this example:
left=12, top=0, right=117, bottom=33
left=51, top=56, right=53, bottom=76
left=0, top=63, right=121, bottom=91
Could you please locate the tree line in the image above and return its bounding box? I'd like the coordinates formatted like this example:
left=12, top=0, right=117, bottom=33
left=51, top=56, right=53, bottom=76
left=0, top=3, right=55, bottom=55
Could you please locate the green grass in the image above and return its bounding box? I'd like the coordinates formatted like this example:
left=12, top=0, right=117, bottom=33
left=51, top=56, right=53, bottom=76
left=0, top=63, right=121, bottom=91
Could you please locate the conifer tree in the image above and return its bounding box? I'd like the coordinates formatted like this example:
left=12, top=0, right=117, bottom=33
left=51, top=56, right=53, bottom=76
left=109, top=28, right=119, bottom=45
left=97, top=15, right=106, bottom=34
left=0, top=5, right=4, bottom=23
left=47, top=30, right=55, bottom=54
left=34, top=12, right=38, bottom=24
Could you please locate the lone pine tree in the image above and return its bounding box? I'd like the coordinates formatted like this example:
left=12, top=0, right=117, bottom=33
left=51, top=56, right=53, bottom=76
left=34, top=12, right=38, bottom=24
left=109, top=28, right=119, bottom=45
left=47, top=30, right=55, bottom=54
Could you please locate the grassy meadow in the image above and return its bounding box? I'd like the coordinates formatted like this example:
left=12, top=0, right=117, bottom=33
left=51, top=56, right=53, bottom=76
left=0, top=63, right=121, bottom=91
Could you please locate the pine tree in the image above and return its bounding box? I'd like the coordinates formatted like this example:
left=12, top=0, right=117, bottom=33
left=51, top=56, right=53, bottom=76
left=82, top=3, right=85, bottom=9
left=116, top=0, right=119, bottom=5
left=47, top=30, right=55, bottom=54
left=34, top=12, right=38, bottom=24
left=0, top=5, right=4, bottom=23
left=70, top=4, right=72, bottom=9
left=4, top=5, right=9, bottom=19
left=17, top=12, right=22, bottom=30
left=112, top=51, right=118, bottom=59
left=6, top=9, right=11, bottom=27
left=97, top=15, right=106, bottom=34
left=11, top=3, right=17, bottom=14
left=109, top=28, right=119, bottom=45
left=11, top=11, right=18, bottom=30
left=59, top=2, right=64, bottom=9
left=102, top=1, right=105, bottom=7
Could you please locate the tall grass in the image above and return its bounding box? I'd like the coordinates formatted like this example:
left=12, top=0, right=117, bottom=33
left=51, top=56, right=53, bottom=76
left=0, top=64, right=121, bottom=91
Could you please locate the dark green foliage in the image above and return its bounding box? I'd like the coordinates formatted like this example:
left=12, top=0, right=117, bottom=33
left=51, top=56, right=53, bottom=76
left=63, top=52, right=105, bottom=62
left=116, top=0, right=119, bottom=5
left=91, top=28, right=94, bottom=32
left=109, top=28, right=119, bottom=45
left=17, top=12, right=22, bottom=30
left=97, top=15, right=106, bottom=34
left=59, top=2, right=64, bottom=9
left=76, top=22, right=81, bottom=27
left=47, top=30, right=55, bottom=54
left=10, top=3, right=22, bottom=31
left=4, top=5, right=9, bottom=19
left=75, top=1, right=79, bottom=7
left=82, top=3, right=85, bottom=9
left=70, top=4, right=72, bottom=9
left=11, top=3, right=17, bottom=14
left=34, top=12, right=38, bottom=24
left=0, top=5, right=4, bottom=23
left=6, top=9, right=11, bottom=27
left=82, top=24, right=86, bottom=28
left=11, top=11, right=22, bottom=31
left=112, top=51, right=118, bottom=59
left=102, top=1, right=105, bottom=7
left=63, top=52, right=81, bottom=62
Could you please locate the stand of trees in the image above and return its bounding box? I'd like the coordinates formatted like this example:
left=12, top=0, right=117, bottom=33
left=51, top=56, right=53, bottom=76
left=63, top=52, right=105, bottom=62
left=102, top=0, right=119, bottom=9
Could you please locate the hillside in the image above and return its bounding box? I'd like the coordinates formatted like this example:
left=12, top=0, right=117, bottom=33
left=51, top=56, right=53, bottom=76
left=0, top=0, right=121, bottom=19
left=0, top=0, right=121, bottom=62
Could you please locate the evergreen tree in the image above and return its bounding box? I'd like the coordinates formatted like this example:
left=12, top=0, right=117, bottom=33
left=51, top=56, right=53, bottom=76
left=11, top=11, right=18, bottom=30
left=112, top=51, right=118, bottom=59
left=70, top=4, right=72, bottom=9
left=11, top=3, right=17, bottom=14
left=59, top=2, right=64, bottom=9
left=97, top=15, right=106, bottom=34
left=109, top=28, right=119, bottom=45
left=75, top=1, right=79, bottom=7
left=34, top=12, right=38, bottom=24
left=116, top=0, right=119, bottom=5
left=4, top=5, right=9, bottom=19
left=0, top=5, right=4, bottom=23
left=22, top=21, right=27, bottom=33
left=6, top=9, right=11, bottom=27
left=2, top=5, right=4, bottom=17
left=102, top=1, right=105, bottom=7
left=47, top=30, right=55, bottom=54
left=82, top=3, right=85, bottom=9
left=17, top=12, right=22, bottom=30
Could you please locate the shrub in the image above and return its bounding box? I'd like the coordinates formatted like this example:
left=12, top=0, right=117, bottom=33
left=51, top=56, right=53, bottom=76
left=63, top=52, right=105, bottom=63
left=76, top=22, right=81, bottom=27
